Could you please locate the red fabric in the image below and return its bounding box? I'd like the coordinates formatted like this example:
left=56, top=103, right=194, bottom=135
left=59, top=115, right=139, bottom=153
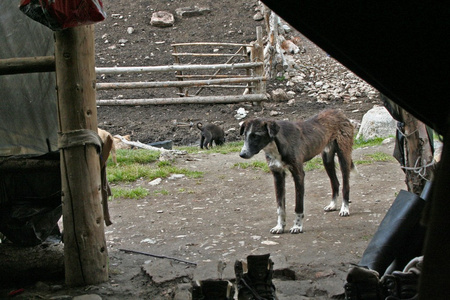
left=20, top=0, right=106, bottom=30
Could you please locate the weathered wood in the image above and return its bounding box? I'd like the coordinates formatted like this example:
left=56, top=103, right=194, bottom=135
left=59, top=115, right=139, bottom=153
left=399, top=109, right=434, bottom=194
left=253, top=26, right=266, bottom=95
left=54, top=25, right=108, bottom=286
left=114, top=135, right=187, bottom=155
left=0, top=243, right=64, bottom=284
left=96, top=76, right=264, bottom=90
left=171, top=42, right=253, bottom=47
left=172, top=52, right=247, bottom=57
left=97, top=94, right=267, bottom=106
left=0, top=56, right=55, bottom=75
left=95, top=62, right=263, bottom=74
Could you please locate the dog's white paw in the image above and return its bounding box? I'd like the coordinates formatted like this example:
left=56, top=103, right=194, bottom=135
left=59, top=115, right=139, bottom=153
left=339, top=203, right=350, bottom=217
left=324, top=202, right=337, bottom=212
left=289, top=225, right=303, bottom=234
left=270, top=225, right=284, bottom=234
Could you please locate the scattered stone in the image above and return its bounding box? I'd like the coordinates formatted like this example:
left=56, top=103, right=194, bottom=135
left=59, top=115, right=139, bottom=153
left=149, top=178, right=162, bottom=186
left=234, top=107, right=248, bottom=120
left=168, top=174, right=185, bottom=180
left=175, top=6, right=211, bottom=18
left=271, top=88, right=289, bottom=102
left=140, top=238, right=157, bottom=244
left=127, top=27, right=134, bottom=34
left=269, top=110, right=281, bottom=116
left=150, top=11, right=175, bottom=27
left=253, top=12, right=264, bottom=21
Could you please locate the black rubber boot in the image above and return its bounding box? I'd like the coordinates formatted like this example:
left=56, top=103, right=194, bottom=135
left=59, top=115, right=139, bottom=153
left=358, top=189, right=426, bottom=276
left=235, top=253, right=278, bottom=300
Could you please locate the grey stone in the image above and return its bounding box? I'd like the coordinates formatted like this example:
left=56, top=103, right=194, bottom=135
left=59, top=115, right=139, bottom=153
left=356, top=105, right=397, bottom=141
left=142, top=259, right=195, bottom=284
left=175, top=6, right=211, bottom=18
left=150, top=11, right=175, bottom=27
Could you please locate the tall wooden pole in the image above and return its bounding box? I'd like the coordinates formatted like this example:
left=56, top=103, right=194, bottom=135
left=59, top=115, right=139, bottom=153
left=54, top=25, right=108, bottom=286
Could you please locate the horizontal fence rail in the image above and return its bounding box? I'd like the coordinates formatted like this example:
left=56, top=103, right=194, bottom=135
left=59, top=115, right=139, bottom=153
left=96, top=94, right=267, bottom=106
left=95, top=62, right=263, bottom=75
left=96, top=76, right=265, bottom=90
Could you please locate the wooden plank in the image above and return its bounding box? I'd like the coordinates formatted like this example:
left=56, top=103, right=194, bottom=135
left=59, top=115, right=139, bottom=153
left=171, top=42, right=252, bottom=47
left=0, top=56, right=55, bottom=75
left=172, top=52, right=247, bottom=57
left=54, top=25, right=108, bottom=286
left=96, top=76, right=264, bottom=90
left=95, top=62, right=263, bottom=74
left=96, top=94, right=267, bottom=106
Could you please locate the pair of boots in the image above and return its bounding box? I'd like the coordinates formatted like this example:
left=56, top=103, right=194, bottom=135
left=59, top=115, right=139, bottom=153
left=192, top=253, right=278, bottom=300
left=344, top=257, right=422, bottom=300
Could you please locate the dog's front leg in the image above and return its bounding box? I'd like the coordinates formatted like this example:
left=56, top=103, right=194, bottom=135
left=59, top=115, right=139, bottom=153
left=270, top=170, right=286, bottom=234
left=290, top=165, right=305, bottom=234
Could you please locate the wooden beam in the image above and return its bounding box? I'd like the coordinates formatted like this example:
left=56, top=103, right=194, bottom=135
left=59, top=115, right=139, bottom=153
left=54, top=25, right=108, bottom=286
left=0, top=56, right=55, bottom=75
left=96, top=94, right=267, bottom=106
left=95, top=62, right=263, bottom=74
left=96, top=76, right=265, bottom=90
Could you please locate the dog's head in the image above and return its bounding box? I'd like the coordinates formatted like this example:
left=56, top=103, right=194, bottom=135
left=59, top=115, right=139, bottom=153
left=239, top=118, right=280, bottom=159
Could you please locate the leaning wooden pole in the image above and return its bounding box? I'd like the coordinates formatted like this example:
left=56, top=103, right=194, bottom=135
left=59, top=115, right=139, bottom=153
left=54, top=25, right=108, bottom=286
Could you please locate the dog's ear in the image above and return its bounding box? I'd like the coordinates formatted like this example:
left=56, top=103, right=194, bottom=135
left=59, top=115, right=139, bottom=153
left=239, top=121, right=247, bottom=135
left=266, top=121, right=280, bottom=138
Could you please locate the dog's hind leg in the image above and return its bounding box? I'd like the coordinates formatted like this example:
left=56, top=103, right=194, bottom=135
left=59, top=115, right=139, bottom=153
left=200, top=135, right=206, bottom=149
left=290, top=164, right=305, bottom=233
left=336, top=147, right=353, bottom=217
left=204, top=131, right=213, bottom=149
left=270, top=170, right=286, bottom=234
left=322, top=145, right=341, bottom=212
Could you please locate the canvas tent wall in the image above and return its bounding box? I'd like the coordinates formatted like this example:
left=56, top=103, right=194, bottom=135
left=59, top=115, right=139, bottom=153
left=0, top=1, right=58, bottom=157
left=0, top=2, right=61, bottom=247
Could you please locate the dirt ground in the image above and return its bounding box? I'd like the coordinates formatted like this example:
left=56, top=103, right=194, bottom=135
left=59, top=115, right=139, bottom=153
left=1, top=0, right=411, bottom=299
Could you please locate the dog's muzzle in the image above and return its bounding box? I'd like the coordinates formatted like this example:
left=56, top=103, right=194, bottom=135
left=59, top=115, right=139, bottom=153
left=239, top=146, right=254, bottom=159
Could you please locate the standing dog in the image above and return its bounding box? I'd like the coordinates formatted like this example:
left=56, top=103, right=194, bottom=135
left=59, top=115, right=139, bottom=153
left=197, top=122, right=225, bottom=149
left=239, top=109, right=354, bottom=234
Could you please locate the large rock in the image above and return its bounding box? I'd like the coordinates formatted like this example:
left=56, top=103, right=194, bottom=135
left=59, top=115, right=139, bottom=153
left=150, top=11, right=175, bottom=27
left=356, top=105, right=397, bottom=141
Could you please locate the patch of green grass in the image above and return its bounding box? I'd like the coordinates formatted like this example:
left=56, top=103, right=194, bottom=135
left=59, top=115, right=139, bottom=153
left=154, top=189, right=169, bottom=195
left=107, top=150, right=203, bottom=183
left=353, top=137, right=387, bottom=149
left=354, top=151, right=395, bottom=165
left=176, top=141, right=244, bottom=154
left=113, top=149, right=160, bottom=165
left=233, top=160, right=270, bottom=173
left=111, top=187, right=149, bottom=199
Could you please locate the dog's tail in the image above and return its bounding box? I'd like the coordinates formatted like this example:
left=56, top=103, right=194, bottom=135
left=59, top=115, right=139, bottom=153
left=196, top=122, right=203, bottom=131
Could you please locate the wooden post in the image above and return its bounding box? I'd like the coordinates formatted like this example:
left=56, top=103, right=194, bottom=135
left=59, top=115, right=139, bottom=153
left=54, top=25, right=108, bottom=286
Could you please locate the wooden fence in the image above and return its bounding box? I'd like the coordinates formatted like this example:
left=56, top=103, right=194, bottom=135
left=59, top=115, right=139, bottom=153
left=95, top=26, right=267, bottom=105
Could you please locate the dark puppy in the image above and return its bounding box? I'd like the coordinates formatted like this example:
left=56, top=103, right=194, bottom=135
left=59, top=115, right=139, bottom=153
left=239, top=109, right=354, bottom=234
left=197, top=122, right=225, bottom=149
